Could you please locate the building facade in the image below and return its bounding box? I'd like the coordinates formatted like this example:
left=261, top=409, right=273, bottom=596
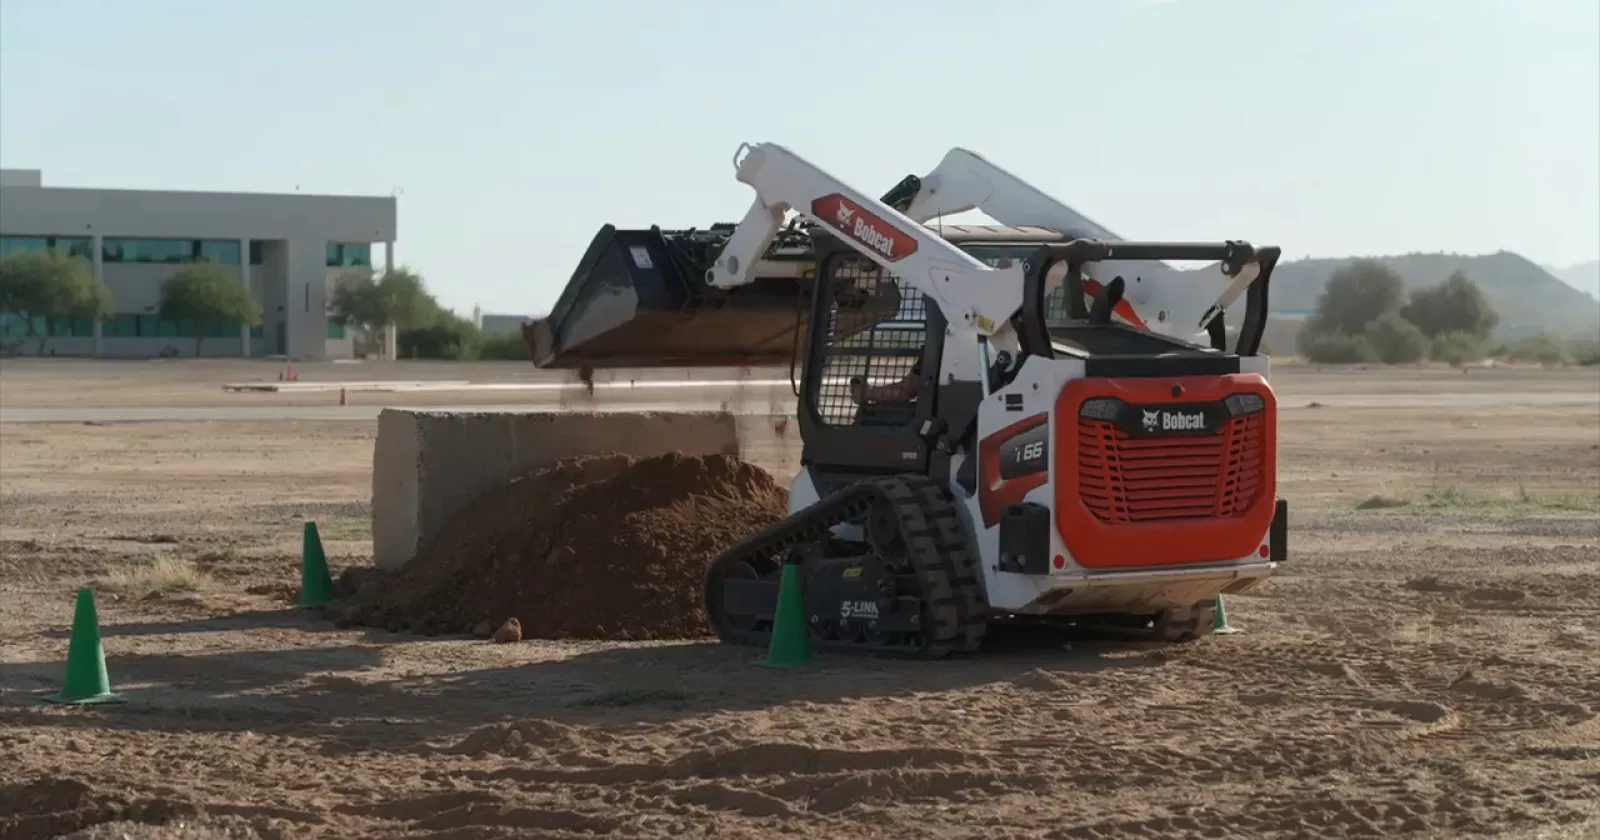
left=0, top=169, right=397, bottom=359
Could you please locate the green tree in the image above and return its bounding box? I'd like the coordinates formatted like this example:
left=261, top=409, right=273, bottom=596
left=1306, top=259, right=1407, bottom=336
left=1399, top=270, right=1499, bottom=339
left=1367, top=311, right=1430, bottom=364
left=159, top=261, right=262, bottom=356
left=0, top=250, right=114, bottom=355
left=329, top=267, right=441, bottom=356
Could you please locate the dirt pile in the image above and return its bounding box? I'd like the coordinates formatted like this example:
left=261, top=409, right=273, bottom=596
left=341, top=452, right=788, bottom=640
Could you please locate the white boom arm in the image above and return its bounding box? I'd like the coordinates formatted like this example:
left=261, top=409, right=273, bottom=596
left=902, top=148, right=1246, bottom=343
left=707, top=143, right=1026, bottom=343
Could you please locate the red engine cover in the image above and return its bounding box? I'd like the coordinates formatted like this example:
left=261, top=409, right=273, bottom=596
left=1054, top=374, right=1277, bottom=570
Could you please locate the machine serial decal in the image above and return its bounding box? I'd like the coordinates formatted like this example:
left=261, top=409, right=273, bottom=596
left=978, top=413, right=1052, bottom=529
left=1002, top=424, right=1050, bottom=478
left=810, top=193, right=919, bottom=262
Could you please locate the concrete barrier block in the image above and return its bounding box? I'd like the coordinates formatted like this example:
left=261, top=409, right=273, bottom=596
left=734, top=414, right=801, bottom=483
left=371, top=409, right=742, bottom=570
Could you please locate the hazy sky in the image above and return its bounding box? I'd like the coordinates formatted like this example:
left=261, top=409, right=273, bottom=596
left=2, top=0, right=1596, bottom=315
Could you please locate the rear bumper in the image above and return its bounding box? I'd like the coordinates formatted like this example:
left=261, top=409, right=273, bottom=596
left=1004, top=497, right=1288, bottom=616
left=1076, top=558, right=1276, bottom=587
left=1013, top=559, right=1275, bottom=616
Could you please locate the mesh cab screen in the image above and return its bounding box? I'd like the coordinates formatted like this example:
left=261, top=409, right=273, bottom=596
left=812, top=256, right=927, bottom=428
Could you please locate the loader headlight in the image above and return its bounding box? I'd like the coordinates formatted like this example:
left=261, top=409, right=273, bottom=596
left=1224, top=393, right=1265, bottom=416
left=1079, top=398, right=1123, bottom=421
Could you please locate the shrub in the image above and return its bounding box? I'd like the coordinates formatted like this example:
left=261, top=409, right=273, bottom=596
left=1502, top=332, right=1569, bottom=365
left=478, top=332, right=533, bottom=361
left=1298, top=328, right=1376, bottom=364
left=1568, top=337, right=1600, bottom=366
left=1367, top=311, right=1430, bottom=364
left=1430, top=331, right=1485, bottom=367
left=399, top=314, right=481, bottom=360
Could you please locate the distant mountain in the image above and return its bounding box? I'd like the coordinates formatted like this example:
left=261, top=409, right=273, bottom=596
left=1546, top=260, right=1600, bottom=300
left=1249, top=251, right=1600, bottom=338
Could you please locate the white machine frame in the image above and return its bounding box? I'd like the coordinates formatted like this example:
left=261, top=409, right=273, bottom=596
left=709, top=141, right=1280, bottom=619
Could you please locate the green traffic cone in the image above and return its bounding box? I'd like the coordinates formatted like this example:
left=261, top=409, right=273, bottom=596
left=1212, top=595, right=1241, bottom=635
left=761, top=561, right=812, bottom=668
left=43, top=587, right=124, bottom=705
left=298, top=520, right=336, bottom=608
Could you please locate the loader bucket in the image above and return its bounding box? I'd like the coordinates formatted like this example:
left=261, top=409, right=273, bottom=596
left=525, top=225, right=808, bottom=369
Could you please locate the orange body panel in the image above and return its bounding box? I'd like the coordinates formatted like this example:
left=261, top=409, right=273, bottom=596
left=977, top=412, right=1050, bottom=529
left=1054, top=374, right=1277, bottom=570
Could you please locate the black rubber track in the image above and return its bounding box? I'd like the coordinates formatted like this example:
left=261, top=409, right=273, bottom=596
left=702, top=473, right=988, bottom=659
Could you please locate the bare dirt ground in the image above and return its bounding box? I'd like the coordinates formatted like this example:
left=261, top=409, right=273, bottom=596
left=1, top=356, right=1592, bottom=410
left=1, top=366, right=1598, bottom=839
left=0, top=359, right=748, bottom=409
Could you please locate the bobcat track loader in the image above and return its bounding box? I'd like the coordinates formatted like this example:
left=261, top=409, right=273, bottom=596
left=525, top=143, right=1288, bottom=658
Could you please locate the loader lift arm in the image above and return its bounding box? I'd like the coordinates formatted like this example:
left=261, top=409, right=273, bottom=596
left=898, top=148, right=1261, bottom=348
left=706, top=143, right=1028, bottom=343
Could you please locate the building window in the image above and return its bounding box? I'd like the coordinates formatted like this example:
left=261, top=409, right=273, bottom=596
left=198, top=240, right=241, bottom=265
left=327, top=317, right=347, bottom=340
left=249, top=241, right=265, bottom=266
left=0, top=237, right=45, bottom=259
left=326, top=242, right=372, bottom=268
left=98, top=313, right=250, bottom=338
left=45, top=317, right=96, bottom=338
left=103, top=314, right=139, bottom=337
left=105, top=239, right=191, bottom=264
left=0, top=314, right=93, bottom=337
left=0, top=314, right=41, bottom=337
left=0, top=235, right=94, bottom=260
left=202, top=319, right=240, bottom=338
left=103, top=238, right=243, bottom=265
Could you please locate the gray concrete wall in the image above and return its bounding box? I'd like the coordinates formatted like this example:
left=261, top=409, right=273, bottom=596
left=371, top=409, right=748, bottom=570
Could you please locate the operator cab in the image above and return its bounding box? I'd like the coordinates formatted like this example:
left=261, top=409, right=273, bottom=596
left=792, top=224, right=1279, bottom=495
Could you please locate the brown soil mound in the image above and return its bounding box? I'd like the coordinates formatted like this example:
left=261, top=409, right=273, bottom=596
left=342, top=452, right=788, bottom=640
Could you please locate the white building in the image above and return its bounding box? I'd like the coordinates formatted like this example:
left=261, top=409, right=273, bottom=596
left=0, top=168, right=397, bottom=359
left=478, top=313, right=534, bottom=335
